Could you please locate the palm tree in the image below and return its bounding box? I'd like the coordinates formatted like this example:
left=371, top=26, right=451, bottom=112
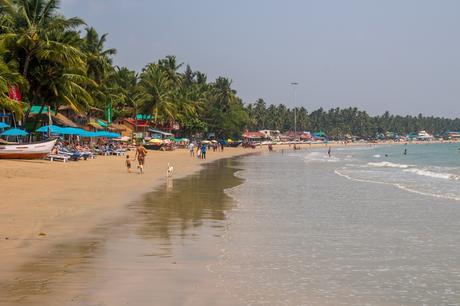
left=0, top=57, right=25, bottom=116
left=110, top=66, right=149, bottom=121
left=0, top=0, right=91, bottom=125
left=211, top=77, right=237, bottom=113
left=158, top=55, right=183, bottom=83
left=83, top=27, right=116, bottom=84
left=0, top=0, right=85, bottom=79
left=139, top=63, right=177, bottom=124
left=0, top=34, right=27, bottom=115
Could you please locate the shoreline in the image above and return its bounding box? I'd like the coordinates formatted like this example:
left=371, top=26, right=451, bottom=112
left=0, top=146, right=265, bottom=285
left=0, top=141, right=456, bottom=287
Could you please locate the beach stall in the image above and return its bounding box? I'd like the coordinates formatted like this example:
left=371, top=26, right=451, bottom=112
left=148, top=128, right=174, bottom=140
left=144, top=138, right=165, bottom=150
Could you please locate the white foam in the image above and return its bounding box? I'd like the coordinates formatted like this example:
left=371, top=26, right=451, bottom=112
left=404, top=168, right=460, bottom=181
left=367, top=161, right=410, bottom=169
left=335, top=169, right=460, bottom=201
left=304, top=152, right=339, bottom=163
left=373, top=154, right=381, bottom=158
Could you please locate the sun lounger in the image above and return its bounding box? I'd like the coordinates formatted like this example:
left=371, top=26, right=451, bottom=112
left=58, top=149, right=82, bottom=161
left=111, top=149, right=125, bottom=156
left=48, top=154, right=70, bottom=162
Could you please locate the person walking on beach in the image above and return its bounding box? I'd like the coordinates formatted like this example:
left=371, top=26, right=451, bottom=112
left=135, top=144, right=148, bottom=174
left=125, top=155, right=132, bottom=173
left=220, top=142, right=224, bottom=152
left=188, top=142, right=195, bottom=157
left=201, top=143, right=207, bottom=159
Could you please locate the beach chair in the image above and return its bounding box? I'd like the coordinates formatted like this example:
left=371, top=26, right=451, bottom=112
left=112, top=149, right=125, bottom=156
left=47, top=154, right=70, bottom=163
left=58, top=148, right=83, bottom=161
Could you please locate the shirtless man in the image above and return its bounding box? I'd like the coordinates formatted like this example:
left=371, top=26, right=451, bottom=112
left=135, top=144, right=148, bottom=174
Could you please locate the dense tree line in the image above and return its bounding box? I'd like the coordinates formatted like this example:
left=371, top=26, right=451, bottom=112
left=246, top=101, right=460, bottom=138
left=1, top=0, right=458, bottom=140
left=0, top=0, right=247, bottom=138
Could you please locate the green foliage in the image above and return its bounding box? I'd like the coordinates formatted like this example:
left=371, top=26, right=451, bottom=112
left=0, top=1, right=458, bottom=138
left=245, top=103, right=460, bottom=138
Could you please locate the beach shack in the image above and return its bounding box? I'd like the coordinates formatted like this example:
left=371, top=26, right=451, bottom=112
left=259, top=130, right=281, bottom=141
left=116, top=117, right=150, bottom=139
left=300, top=131, right=312, bottom=141
left=446, top=131, right=460, bottom=140
left=242, top=131, right=266, bottom=143
left=312, top=131, right=327, bottom=141
left=148, top=128, right=174, bottom=140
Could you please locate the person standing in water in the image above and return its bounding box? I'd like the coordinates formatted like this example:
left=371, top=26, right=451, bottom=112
left=327, top=147, right=331, bottom=157
left=404, top=148, right=407, bottom=155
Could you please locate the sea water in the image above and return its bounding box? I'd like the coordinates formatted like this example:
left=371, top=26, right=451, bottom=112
left=214, top=143, right=460, bottom=305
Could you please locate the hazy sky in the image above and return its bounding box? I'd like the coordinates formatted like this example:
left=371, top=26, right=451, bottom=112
left=61, top=0, right=460, bottom=118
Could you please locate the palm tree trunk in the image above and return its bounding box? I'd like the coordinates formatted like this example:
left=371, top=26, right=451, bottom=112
left=22, top=54, right=32, bottom=78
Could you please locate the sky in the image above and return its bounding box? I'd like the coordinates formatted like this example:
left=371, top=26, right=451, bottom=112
left=60, top=0, right=460, bottom=118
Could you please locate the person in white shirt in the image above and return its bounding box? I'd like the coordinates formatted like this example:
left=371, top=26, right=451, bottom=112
left=188, top=142, right=195, bottom=157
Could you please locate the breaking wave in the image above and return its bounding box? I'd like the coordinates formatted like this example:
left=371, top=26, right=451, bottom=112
left=367, top=161, right=411, bottom=169
left=404, top=168, right=460, bottom=181
left=335, top=169, right=460, bottom=201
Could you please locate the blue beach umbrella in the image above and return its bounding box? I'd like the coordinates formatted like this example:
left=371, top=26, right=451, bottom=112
left=0, top=128, right=29, bottom=136
left=80, top=130, right=98, bottom=137
left=59, top=127, right=87, bottom=136
left=94, top=131, right=121, bottom=138
left=107, top=132, right=121, bottom=138
left=36, top=125, right=62, bottom=133
left=0, top=122, right=10, bottom=129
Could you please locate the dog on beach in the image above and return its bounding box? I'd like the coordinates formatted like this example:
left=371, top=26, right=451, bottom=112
left=166, top=163, right=174, bottom=177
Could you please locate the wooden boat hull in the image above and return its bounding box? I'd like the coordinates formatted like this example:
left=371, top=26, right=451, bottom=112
left=0, top=139, right=57, bottom=159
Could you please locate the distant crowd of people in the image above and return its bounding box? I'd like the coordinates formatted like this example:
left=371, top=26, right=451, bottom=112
left=187, top=141, right=224, bottom=160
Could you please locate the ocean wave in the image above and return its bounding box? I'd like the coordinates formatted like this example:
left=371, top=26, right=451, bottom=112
left=373, top=154, right=381, bottom=158
left=367, top=161, right=410, bottom=169
left=304, top=152, right=340, bottom=163
left=334, top=169, right=460, bottom=201
left=403, top=168, right=460, bottom=181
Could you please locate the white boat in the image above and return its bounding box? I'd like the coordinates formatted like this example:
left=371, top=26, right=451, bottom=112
left=417, top=130, right=433, bottom=140
left=0, top=139, right=57, bottom=159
